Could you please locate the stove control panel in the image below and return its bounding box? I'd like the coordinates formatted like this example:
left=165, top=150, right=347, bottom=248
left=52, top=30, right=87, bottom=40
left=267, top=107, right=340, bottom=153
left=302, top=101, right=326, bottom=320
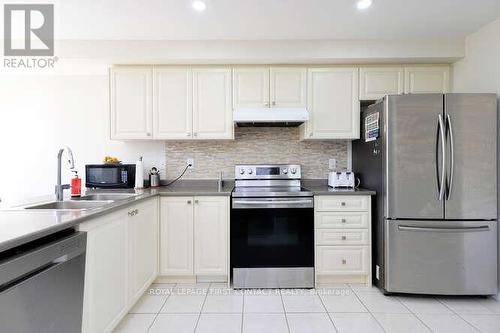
left=235, top=164, right=301, bottom=180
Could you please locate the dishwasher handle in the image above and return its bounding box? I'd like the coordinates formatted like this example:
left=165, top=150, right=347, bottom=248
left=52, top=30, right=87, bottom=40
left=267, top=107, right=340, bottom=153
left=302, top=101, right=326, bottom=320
left=0, top=231, right=86, bottom=288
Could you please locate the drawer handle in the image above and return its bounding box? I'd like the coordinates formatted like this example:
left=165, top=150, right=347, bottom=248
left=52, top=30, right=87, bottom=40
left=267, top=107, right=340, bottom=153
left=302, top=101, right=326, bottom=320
left=342, top=259, right=347, bottom=265
left=341, top=218, right=346, bottom=223
left=341, top=235, right=347, bottom=240
left=341, top=202, right=346, bottom=206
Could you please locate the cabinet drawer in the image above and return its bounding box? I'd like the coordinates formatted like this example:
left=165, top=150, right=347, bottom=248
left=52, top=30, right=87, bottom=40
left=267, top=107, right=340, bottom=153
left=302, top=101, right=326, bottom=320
left=315, top=212, right=369, bottom=229
left=316, top=229, right=369, bottom=245
left=315, top=196, right=369, bottom=211
left=316, top=246, right=369, bottom=274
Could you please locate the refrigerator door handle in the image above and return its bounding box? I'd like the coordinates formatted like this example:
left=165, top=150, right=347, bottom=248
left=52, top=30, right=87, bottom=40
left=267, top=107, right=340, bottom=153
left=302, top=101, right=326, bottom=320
left=398, top=225, right=490, bottom=233
left=446, top=114, right=454, bottom=200
left=436, top=114, right=446, bottom=200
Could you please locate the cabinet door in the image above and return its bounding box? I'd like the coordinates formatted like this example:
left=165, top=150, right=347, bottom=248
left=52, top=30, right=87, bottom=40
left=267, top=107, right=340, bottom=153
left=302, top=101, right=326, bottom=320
left=359, top=67, right=404, bottom=100
left=194, top=196, right=228, bottom=275
left=82, top=212, right=128, bottom=333
left=128, top=199, right=158, bottom=305
left=192, top=68, right=233, bottom=139
left=270, top=67, right=307, bottom=107
left=160, top=197, right=194, bottom=275
left=233, top=67, right=270, bottom=109
left=110, top=67, right=153, bottom=139
left=404, top=66, right=450, bottom=94
left=303, top=68, right=359, bottom=139
left=153, top=67, right=192, bottom=139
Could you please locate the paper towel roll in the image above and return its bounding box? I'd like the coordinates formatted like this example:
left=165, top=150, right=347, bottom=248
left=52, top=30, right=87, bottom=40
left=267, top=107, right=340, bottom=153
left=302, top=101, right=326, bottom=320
left=135, top=156, right=144, bottom=189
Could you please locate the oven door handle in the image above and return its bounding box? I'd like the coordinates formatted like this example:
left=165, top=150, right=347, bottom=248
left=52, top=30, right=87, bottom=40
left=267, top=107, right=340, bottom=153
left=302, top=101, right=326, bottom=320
left=232, top=199, right=313, bottom=209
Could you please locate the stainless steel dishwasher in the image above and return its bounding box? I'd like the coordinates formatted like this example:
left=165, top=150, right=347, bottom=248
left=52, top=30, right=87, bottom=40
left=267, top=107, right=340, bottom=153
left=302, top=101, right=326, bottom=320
left=0, top=230, right=86, bottom=333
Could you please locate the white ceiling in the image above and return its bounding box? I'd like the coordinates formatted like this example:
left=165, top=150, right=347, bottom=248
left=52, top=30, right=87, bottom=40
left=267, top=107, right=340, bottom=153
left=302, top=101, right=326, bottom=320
left=5, top=0, right=500, bottom=40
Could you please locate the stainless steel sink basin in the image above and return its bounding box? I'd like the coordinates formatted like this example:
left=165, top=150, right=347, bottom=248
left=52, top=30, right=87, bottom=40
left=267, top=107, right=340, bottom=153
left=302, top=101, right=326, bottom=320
left=24, top=200, right=113, bottom=210
left=73, top=193, right=138, bottom=201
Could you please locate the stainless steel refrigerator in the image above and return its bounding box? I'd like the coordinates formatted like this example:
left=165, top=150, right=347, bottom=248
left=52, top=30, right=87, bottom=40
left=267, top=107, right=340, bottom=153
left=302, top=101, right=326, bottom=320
left=353, top=93, right=498, bottom=295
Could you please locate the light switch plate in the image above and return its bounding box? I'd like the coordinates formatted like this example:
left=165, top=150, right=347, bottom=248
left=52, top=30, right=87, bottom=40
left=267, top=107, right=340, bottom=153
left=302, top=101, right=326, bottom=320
left=329, top=159, right=336, bottom=170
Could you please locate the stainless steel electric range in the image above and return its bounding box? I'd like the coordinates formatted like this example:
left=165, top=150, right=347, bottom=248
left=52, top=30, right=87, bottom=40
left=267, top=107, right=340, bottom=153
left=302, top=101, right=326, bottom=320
left=230, top=164, right=314, bottom=289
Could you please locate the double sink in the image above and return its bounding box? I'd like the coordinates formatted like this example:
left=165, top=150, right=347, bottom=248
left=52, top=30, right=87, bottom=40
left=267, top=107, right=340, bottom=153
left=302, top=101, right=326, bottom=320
left=22, top=193, right=139, bottom=211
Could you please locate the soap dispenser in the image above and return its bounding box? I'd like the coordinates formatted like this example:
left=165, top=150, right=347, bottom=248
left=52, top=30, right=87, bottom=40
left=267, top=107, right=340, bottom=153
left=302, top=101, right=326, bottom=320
left=71, top=170, right=81, bottom=197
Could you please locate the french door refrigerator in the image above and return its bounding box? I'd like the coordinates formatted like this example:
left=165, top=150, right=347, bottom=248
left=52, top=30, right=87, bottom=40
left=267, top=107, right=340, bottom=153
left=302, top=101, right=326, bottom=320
left=353, top=93, right=498, bottom=295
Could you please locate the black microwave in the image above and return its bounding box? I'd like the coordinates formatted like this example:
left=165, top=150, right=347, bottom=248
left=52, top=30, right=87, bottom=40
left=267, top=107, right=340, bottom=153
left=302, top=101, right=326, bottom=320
left=85, top=164, right=136, bottom=188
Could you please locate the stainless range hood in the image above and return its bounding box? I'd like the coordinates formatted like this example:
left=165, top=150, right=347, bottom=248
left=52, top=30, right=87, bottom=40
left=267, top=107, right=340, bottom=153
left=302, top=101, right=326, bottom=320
left=233, top=108, right=309, bottom=127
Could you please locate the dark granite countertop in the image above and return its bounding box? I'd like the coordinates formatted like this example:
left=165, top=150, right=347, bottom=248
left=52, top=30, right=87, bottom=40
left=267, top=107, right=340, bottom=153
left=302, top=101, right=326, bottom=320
left=302, top=180, right=376, bottom=196
left=0, top=179, right=375, bottom=253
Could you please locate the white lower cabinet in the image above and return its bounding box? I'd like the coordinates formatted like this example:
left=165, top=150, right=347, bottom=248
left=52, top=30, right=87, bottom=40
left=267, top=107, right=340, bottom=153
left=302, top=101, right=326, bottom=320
left=128, top=199, right=159, bottom=305
left=314, top=195, right=372, bottom=286
left=194, top=197, right=228, bottom=275
left=81, top=210, right=128, bottom=333
left=159, top=196, right=229, bottom=281
left=79, top=198, right=158, bottom=333
left=316, top=246, right=370, bottom=274
left=159, top=197, right=194, bottom=275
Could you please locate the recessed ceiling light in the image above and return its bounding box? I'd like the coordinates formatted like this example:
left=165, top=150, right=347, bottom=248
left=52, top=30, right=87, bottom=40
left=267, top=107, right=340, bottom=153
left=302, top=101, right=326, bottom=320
left=192, top=0, right=206, bottom=12
left=356, top=0, right=373, bottom=10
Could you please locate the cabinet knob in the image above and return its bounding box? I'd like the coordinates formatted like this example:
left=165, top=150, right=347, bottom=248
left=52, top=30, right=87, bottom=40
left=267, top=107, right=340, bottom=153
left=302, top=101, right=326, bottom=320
left=309, top=133, right=313, bottom=138
left=272, top=101, right=276, bottom=106
left=194, top=199, right=199, bottom=204
left=342, top=259, right=347, bottom=265
left=341, top=235, right=347, bottom=240
left=341, top=218, right=346, bottom=223
left=187, top=132, right=191, bottom=137
left=146, top=132, right=151, bottom=136
left=193, top=133, right=198, bottom=137
left=187, top=200, right=192, bottom=204
left=341, top=202, right=346, bottom=206
left=264, top=102, right=269, bottom=107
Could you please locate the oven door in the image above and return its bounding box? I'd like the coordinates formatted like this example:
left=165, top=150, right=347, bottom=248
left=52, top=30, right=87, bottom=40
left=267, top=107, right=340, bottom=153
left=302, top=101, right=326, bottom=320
left=230, top=197, right=314, bottom=288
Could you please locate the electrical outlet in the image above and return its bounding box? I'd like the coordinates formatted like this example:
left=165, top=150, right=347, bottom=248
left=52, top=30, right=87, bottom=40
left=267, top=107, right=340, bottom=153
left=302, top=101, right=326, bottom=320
left=187, top=158, right=194, bottom=170
left=329, top=159, right=337, bottom=170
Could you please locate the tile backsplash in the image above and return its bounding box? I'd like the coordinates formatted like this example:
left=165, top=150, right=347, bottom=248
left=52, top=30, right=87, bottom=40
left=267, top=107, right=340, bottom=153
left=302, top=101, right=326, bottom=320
left=164, top=127, right=348, bottom=179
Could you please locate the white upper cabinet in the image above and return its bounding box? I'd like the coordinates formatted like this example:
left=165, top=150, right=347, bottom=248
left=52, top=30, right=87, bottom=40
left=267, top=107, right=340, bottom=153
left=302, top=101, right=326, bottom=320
left=194, top=197, right=229, bottom=276
left=153, top=67, right=192, bottom=139
left=193, top=68, right=234, bottom=139
left=404, top=66, right=450, bottom=94
left=359, top=67, right=404, bottom=100
left=160, top=197, right=194, bottom=276
left=233, top=67, right=270, bottom=109
left=270, top=67, right=307, bottom=108
left=110, top=67, right=153, bottom=139
left=301, top=68, right=359, bottom=140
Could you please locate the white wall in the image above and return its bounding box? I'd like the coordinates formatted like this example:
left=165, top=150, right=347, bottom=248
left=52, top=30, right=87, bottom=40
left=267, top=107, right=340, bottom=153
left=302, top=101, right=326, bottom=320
left=0, top=62, right=165, bottom=207
left=453, top=16, right=500, bottom=298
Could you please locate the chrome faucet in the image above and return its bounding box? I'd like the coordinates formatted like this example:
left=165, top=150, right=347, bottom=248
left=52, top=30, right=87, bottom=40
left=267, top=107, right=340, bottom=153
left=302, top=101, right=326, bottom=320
left=55, top=146, right=75, bottom=201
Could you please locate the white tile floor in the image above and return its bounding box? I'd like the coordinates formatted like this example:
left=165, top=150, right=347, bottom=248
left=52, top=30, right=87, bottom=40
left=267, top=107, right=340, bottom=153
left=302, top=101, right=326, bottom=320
left=114, top=283, right=500, bottom=333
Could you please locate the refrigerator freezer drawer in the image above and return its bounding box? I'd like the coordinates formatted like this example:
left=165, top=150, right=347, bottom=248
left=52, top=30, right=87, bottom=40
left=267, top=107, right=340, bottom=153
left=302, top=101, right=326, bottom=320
left=385, top=220, right=498, bottom=295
